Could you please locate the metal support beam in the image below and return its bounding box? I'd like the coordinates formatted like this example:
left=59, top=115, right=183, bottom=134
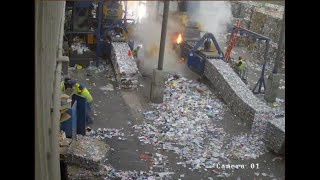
left=191, top=33, right=224, bottom=59
left=273, top=11, right=285, bottom=74
left=96, top=0, right=103, bottom=67
left=230, top=26, right=269, bottom=41
left=157, top=1, right=169, bottom=70
left=238, top=28, right=269, bottom=40
left=156, top=1, right=160, bottom=21
left=124, top=1, right=127, bottom=26
left=253, top=39, right=270, bottom=94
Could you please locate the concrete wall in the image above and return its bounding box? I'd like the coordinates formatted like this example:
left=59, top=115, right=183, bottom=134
left=35, top=1, right=66, bottom=180
left=204, top=59, right=273, bottom=131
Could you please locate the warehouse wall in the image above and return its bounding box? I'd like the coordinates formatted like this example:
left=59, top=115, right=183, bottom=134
left=35, top=1, right=66, bottom=180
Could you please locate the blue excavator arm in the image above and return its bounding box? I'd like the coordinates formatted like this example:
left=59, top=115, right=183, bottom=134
left=190, top=33, right=224, bottom=59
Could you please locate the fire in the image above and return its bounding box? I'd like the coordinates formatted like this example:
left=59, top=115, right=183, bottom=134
left=176, top=33, right=182, bottom=44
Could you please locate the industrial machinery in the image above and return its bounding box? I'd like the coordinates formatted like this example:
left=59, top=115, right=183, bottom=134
left=64, top=1, right=96, bottom=67
left=163, top=1, right=270, bottom=95
left=177, top=17, right=270, bottom=95
left=181, top=33, right=224, bottom=75
left=64, top=0, right=135, bottom=67
left=180, top=23, right=270, bottom=94
left=171, top=1, right=202, bottom=55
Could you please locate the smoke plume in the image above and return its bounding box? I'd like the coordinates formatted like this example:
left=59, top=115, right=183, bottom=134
left=129, top=1, right=233, bottom=77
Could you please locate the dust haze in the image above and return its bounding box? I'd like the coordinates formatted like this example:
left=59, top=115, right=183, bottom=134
left=129, top=1, right=233, bottom=77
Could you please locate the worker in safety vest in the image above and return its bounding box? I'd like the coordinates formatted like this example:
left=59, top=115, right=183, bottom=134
left=61, top=81, right=66, bottom=92
left=78, top=84, right=93, bottom=123
left=78, top=84, right=93, bottom=103
left=235, top=56, right=247, bottom=81
left=133, top=45, right=141, bottom=68
left=68, top=79, right=81, bottom=94
left=133, top=46, right=140, bottom=59
left=61, top=77, right=73, bottom=92
left=60, top=78, right=79, bottom=93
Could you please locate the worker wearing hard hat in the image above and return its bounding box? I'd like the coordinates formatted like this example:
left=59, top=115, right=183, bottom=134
left=64, top=79, right=93, bottom=103
left=78, top=84, right=93, bottom=103
left=133, top=45, right=141, bottom=68
left=78, top=84, right=93, bottom=123
left=61, top=79, right=93, bottom=123
left=61, top=77, right=74, bottom=92
left=133, top=45, right=140, bottom=58
left=68, top=79, right=81, bottom=94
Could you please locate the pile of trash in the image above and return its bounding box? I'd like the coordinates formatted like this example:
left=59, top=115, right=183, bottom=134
left=86, top=62, right=108, bottom=75
left=138, top=151, right=170, bottom=171
left=99, top=84, right=114, bottom=91
left=65, top=135, right=110, bottom=172
left=274, top=107, right=285, bottom=118
left=133, top=75, right=271, bottom=177
left=68, top=162, right=175, bottom=180
left=107, top=169, right=174, bottom=179
left=86, top=127, right=126, bottom=141
left=134, top=75, right=233, bottom=173
left=151, top=153, right=169, bottom=170
left=225, top=133, right=267, bottom=160
left=66, top=135, right=174, bottom=179
left=253, top=172, right=278, bottom=179
left=71, top=42, right=90, bottom=55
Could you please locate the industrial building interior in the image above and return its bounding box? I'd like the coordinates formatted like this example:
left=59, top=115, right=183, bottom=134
left=35, top=1, right=285, bottom=179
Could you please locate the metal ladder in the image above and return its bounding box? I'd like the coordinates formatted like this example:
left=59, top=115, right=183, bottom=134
left=224, top=20, right=241, bottom=62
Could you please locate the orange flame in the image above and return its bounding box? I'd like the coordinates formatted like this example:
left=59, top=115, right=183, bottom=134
left=176, top=33, right=182, bottom=44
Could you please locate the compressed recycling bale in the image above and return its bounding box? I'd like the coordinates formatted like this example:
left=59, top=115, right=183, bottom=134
left=65, top=135, right=110, bottom=172
left=230, top=1, right=241, bottom=18
left=264, top=3, right=285, bottom=12
left=250, top=7, right=283, bottom=42
left=264, top=118, right=285, bottom=154
left=237, top=1, right=261, bottom=19
left=67, top=165, right=96, bottom=180
left=252, top=41, right=285, bottom=71
left=204, top=59, right=273, bottom=127
left=111, top=42, right=139, bottom=90
left=67, top=164, right=111, bottom=180
left=261, top=12, right=282, bottom=43
left=249, top=8, right=268, bottom=35
left=230, top=2, right=285, bottom=38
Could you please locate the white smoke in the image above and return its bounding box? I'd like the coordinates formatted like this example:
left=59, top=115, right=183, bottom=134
left=191, top=1, right=233, bottom=35
left=130, top=1, right=187, bottom=76
left=129, top=1, right=233, bottom=77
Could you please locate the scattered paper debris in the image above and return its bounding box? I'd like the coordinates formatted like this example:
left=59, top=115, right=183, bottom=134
left=100, top=84, right=114, bottom=91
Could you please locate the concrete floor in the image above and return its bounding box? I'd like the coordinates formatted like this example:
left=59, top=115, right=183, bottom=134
left=69, top=56, right=285, bottom=179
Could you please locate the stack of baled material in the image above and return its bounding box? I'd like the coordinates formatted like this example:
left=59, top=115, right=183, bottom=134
left=111, top=42, right=139, bottom=90
left=204, top=59, right=273, bottom=133
left=65, top=135, right=110, bottom=172
left=264, top=118, right=285, bottom=154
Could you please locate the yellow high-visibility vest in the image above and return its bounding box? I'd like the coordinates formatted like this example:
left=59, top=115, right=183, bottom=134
left=60, top=82, right=65, bottom=91
left=78, top=88, right=93, bottom=103
left=236, top=60, right=245, bottom=71
left=72, top=83, right=81, bottom=94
